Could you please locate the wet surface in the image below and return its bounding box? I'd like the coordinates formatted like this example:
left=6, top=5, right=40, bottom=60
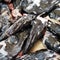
left=0, top=0, right=60, bottom=60
left=17, top=50, right=60, bottom=60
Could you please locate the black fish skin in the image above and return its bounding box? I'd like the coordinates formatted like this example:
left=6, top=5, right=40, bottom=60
left=0, top=0, right=59, bottom=42
left=43, top=31, right=60, bottom=54
left=15, top=50, right=60, bottom=60
left=0, top=15, right=34, bottom=41
left=22, top=19, right=44, bottom=54
left=0, top=0, right=60, bottom=60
